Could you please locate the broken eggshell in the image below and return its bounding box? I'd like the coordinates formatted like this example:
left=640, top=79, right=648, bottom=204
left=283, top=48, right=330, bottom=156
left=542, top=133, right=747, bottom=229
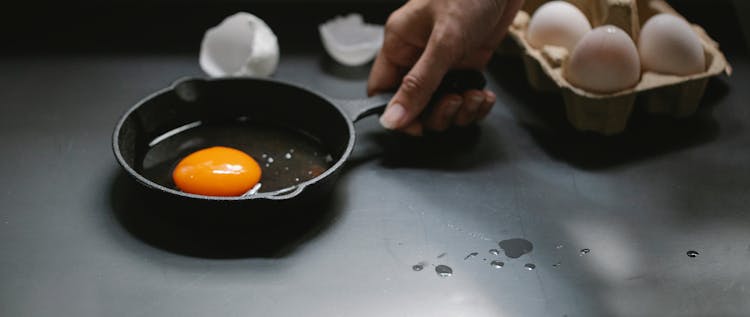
left=319, top=14, right=384, bottom=66
left=199, top=12, right=279, bottom=77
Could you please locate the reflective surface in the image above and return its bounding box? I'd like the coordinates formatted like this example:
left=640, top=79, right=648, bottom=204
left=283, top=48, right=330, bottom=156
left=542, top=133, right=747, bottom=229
left=142, top=121, right=332, bottom=193
left=1, top=2, right=749, bottom=317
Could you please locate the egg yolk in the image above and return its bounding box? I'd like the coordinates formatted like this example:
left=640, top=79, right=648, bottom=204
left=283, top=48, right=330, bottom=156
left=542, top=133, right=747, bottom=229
left=172, top=146, right=261, bottom=196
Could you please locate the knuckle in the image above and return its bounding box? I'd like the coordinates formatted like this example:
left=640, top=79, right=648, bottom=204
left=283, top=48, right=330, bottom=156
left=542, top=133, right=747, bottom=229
left=384, top=10, right=406, bottom=33
left=432, top=25, right=466, bottom=59
left=384, top=18, right=398, bottom=34
left=434, top=29, right=459, bottom=47
left=400, top=74, right=425, bottom=96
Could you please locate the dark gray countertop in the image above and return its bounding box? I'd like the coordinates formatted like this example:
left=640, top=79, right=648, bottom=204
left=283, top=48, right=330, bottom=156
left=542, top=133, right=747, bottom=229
left=1, top=2, right=749, bottom=317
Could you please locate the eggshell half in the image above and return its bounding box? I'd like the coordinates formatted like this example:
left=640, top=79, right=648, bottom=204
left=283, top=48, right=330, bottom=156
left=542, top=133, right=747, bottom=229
left=199, top=12, right=279, bottom=77
left=319, top=13, right=383, bottom=66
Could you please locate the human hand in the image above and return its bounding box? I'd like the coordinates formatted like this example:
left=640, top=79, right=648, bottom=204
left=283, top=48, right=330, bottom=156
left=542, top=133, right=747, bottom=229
left=367, top=0, right=523, bottom=135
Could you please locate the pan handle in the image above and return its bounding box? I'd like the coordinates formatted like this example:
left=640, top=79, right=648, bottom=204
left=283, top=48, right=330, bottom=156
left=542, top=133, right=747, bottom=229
left=334, top=69, right=487, bottom=123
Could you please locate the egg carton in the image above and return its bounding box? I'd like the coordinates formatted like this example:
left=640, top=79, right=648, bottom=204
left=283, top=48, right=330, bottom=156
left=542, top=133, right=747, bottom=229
left=507, top=0, right=731, bottom=135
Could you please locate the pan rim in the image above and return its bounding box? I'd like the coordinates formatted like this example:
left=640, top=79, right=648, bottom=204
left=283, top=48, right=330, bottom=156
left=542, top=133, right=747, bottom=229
left=112, top=76, right=356, bottom=201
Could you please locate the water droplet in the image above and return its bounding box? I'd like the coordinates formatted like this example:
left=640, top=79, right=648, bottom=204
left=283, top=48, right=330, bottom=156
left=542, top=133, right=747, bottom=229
left=264, top=163, right=270, bottom=167
left=552, top=262, right=561, bottom=268
left=687, top=250, right=699, bottom=258
left=261, top=154, right=267, bottom=158
left=285, top=153, right=292, bottom=159
left=437, top=252, right=446, bottom=259
left=498, top=238, right=534, bottom=258
left=307, top=171, right=313, bottom=175
left=267, top=157, right=274, bottom=163
left=524, top=263, right=536, bottom=270
left=435, top=265, right=453, bottom=277
left=579, top=248, right=591, bottom=256
left=464, top=252, right=479, bottom=260
left=412, top=264, right=424, bottom=271
left=489, top=249, right=500, bottom=255
left=555, top=244, right=564, bottom=250
left=490, top=260, right=504, bottom=268
left=289, top=149, right=295, bottom=153
left=294, top=178, right=300, bottom=182
left=325, top=154, right=333, bottom=163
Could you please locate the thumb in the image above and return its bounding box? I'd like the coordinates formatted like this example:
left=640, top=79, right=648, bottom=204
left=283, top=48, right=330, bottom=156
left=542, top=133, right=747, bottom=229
left=379, top=27, right=461, bottom=130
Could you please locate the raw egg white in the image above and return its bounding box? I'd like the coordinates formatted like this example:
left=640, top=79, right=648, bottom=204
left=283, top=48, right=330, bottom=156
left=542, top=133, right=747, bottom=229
left=564, top=25, right=641, bottom=94
left=639, top=13, right=705, bottom=76
left=527, top=1, right=591, bottom=51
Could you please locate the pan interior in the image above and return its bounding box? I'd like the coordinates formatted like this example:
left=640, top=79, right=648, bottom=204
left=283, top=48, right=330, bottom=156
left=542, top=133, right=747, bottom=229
left=116, top=78, right=352, bottom=194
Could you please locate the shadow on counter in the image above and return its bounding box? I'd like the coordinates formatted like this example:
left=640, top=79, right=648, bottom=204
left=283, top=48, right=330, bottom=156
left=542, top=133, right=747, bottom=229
left=487, top=54, right=729, bottom=171
left=319, top=54, right=372, bottom=80
left=344, top=117, right=507, bottom=172
left=109, top=171, right=342, bottom=259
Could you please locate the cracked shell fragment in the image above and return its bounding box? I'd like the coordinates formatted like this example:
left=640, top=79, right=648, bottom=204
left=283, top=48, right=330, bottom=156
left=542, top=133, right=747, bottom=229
left=319, top=13, right=384, bottom=66
left=199, top=12, right=279, bottom=77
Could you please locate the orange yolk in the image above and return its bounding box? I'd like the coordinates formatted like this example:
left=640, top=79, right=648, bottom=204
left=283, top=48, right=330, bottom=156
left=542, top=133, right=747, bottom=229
left=172, top=146, right=261, bottom=196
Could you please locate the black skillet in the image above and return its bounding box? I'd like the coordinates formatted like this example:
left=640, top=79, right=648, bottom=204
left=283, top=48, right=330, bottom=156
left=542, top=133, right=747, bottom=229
left=113, top=70, right=485, bottom=209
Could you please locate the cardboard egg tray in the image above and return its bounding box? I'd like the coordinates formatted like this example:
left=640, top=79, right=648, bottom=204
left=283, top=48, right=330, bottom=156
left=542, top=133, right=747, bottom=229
left=507, top=0, right=731, bottom=135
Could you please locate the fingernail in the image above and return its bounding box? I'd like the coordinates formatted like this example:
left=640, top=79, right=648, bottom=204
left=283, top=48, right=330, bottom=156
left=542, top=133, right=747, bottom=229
left=467, top=94, right=484, bottom=112
left=445, top=97, right=462, bottom=117
left=380, top=103, right=406, bottom=129
left=486, top=91, right=496, bottom=104
left=470, top=93, right=485, bottom=103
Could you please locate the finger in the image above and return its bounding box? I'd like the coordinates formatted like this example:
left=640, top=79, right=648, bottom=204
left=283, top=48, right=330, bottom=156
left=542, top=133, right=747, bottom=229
left=424, top=94, right=463, bottom=132
left=476, top=90, right=496, bottom=121
left=457, top=0, right=525, bottom=69
left=368, top=6, right=431, bottom=96
left=379, top=31, right=425, bottom=67
left=379, top=24, right=462, bottom=130
left=368, top=51, right=405, bottom=96
left=399, top=121, right=424, bottom=136
left=454, top=90, right=486, bottom=126
left=490, top=0, right=525, bottom=45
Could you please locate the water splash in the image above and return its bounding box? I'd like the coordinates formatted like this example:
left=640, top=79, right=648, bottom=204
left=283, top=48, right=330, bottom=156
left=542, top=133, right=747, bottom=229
left=464, top=252, right=479, bottom=260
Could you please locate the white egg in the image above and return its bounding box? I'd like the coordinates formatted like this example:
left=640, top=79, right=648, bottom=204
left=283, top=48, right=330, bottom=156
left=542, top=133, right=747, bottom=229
left=639, top=13, right=705, bottom=76
left=199, top=12, right=279, bottom=78
left=565, top=25, right=641, bottom=94
left=527, top=1, right=591, bottom=51
left=319, top=14, right=384, bottom=66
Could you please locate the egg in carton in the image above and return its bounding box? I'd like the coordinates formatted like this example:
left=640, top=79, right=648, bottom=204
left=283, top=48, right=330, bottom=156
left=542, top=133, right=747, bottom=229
left=507, top=0, right=731, bottom=135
